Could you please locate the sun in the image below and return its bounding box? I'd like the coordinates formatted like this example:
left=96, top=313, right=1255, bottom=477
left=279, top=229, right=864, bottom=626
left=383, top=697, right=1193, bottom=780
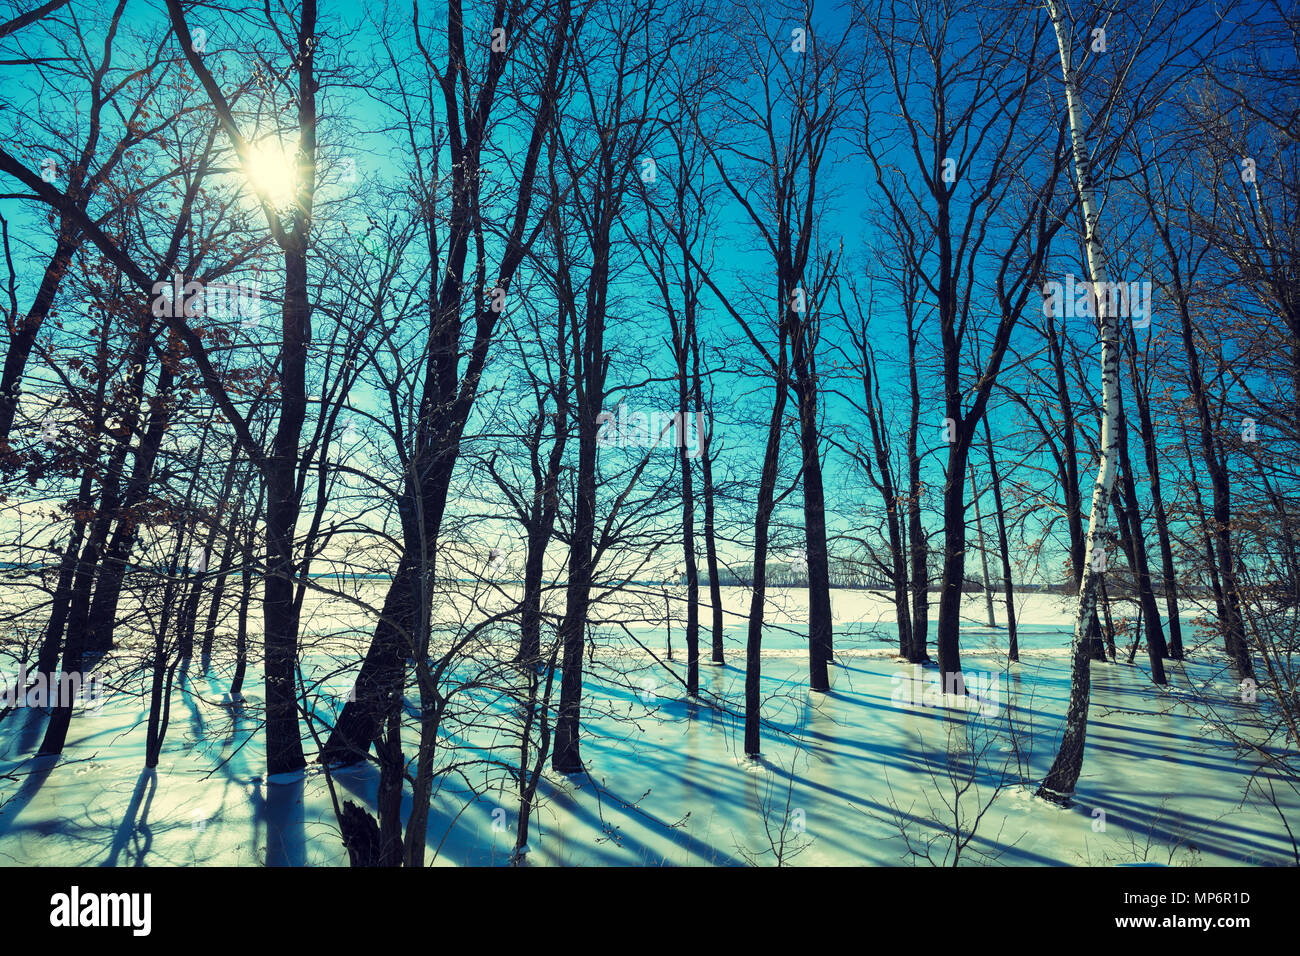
left=244, top=138, right=299, bottom=209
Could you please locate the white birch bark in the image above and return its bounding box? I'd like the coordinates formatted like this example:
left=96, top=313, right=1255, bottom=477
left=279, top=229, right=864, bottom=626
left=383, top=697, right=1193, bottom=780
left=1038, top=0, right=1124, bottom=802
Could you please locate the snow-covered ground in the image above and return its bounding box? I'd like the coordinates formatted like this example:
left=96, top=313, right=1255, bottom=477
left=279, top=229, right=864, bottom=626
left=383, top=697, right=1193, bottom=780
left=0, top=586, right=1294, bottom=866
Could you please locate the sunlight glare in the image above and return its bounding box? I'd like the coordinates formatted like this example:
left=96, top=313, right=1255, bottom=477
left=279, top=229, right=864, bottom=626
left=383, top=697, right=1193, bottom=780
left=245, top=138, right=298, bottom=208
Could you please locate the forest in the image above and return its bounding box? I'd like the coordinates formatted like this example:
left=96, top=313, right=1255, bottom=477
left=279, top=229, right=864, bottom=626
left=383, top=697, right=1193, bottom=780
left=0, top=0, right=1296, bottom=870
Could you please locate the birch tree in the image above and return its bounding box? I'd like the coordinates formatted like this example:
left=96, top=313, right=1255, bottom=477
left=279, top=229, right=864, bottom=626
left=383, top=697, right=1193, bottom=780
left=1033, top=0, right=1224, bottom=800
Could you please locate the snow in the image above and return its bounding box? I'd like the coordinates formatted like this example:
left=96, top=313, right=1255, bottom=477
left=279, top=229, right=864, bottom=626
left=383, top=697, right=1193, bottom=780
left=266, top=771, right=307, bottom=786
left=0, top=585, right=1294, bottom=866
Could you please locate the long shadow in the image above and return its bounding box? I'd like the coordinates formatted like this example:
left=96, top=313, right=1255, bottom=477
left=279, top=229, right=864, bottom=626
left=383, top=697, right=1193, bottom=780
left=1067, top=785, right=1294, bottom=864
left=250, top=776, right=308, bottom=867
left=328, top=762, right=516, bottom=866
left=532, top=768, right=750, bottom=866
left=13, top=705, right=48, bottom=756
left=181, top=671, right=208, bottom=748
left=324, top=737, right=751, bottom=866
left=102, top=767, right=158, bottom=866
left=748, top=740, right=1067, bottom=866
left=0, top=754, right=58, bottom=837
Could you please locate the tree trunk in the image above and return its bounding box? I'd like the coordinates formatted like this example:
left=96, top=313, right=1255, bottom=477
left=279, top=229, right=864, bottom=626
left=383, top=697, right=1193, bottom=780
left=860, top=342, right=912, bottom=658
left=744, top=345, right=790, bottom=757
left=982, top=417, right=1018, bottom=660
left=0, top=232, right=79, bottom=448
left=1180, top=428, right=1225, bottom=625
left=1115, top=402, right=1168, bottom=682
left=200, top=528, right=240, bottom=667
left=936, top=436, right=971, bottom=693
left=1038, top=0, right=1125, bottom=803
left=518, top=527, right=547, bottom=666
left=1166, top=249, right=1253, bottom=675
left=969, top=461, right=996, bottom=627
left=795, top=373, right=832, bottom=691
left=230, top=492, right=261, bottom=701
left=319, top=0, right=568, bottom=773
left=515, top=644, right=559, bottom=863
left=905, top=318, right=929, bottom=662
left=1046, top=312, right=1105, bottom=661
left=1124, top=324, right=1183, bottom=659
left=680, top=410, right=699, bottom=697
left=261, top=242, right=311, bottom=778
left=552, top=399, right=598, bottom=773
left=35, top=471, right=96, bottom=681
left=85, top=357, right=177, bottom=653
left=145, top=535, right=187, bottom=767
left=1099, top=569, right=1117, bottom=662
left=323, top=552, right=419, bottom=764
left=692, top=336, right=724, bottom=665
